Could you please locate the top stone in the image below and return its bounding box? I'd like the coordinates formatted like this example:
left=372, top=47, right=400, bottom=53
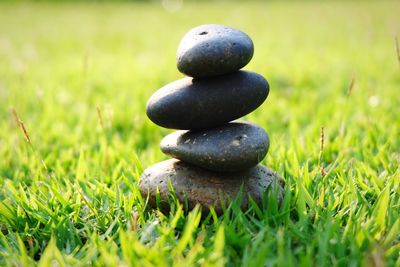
left=177, top=24, right=254, bottom=77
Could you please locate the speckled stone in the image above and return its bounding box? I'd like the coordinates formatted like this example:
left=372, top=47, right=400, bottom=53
left=146, top=70, right=269, bottom=130
left=160, top=122, right=269, bottom=172
left=139, top=159, right=283, bottom=214
left=177, top=24, right=254, bottom=77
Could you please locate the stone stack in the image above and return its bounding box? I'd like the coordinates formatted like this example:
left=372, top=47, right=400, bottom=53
left=140, top=24, right=283, bottom=214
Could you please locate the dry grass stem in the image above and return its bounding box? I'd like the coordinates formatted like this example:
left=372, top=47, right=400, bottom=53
left=11, top=108, right=32, bottom=145
left=347, top=75, right=355, bottom=97
left=96, top=105, right=105, bottom=131
left=320, top=126, right=326, bottom=177
left=395, top=36, right=400, bottom=65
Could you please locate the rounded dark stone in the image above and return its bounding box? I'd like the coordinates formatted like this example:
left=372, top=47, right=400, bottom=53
left=160, top=122, right=269, bottom=172
left=146, top=70, right=269, bottom=130
left=139, top=159, right=283, bottom=214
left=177, top=24, right=254, bottom=77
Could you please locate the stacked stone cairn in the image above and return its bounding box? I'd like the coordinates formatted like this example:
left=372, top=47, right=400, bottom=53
left=140, top=24, right=283, bottom=214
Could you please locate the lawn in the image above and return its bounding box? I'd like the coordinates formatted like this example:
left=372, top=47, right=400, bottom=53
left=0, top=1, right=399, bottom=266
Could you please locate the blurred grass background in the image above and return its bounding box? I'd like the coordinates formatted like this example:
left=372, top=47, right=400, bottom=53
left=0, top=0, right=399, bottom=266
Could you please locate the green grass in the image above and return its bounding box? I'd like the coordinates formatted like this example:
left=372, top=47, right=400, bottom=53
left=0, top=1, right=399, bottom=266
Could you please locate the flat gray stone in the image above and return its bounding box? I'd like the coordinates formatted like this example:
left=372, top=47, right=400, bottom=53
left=160, top=122, right=269, bottom=172
left=177, top=24, right=254, bottom=77
left=146, top=70, right=269, bottom=130
left=139, top=159, right=283, bottom=214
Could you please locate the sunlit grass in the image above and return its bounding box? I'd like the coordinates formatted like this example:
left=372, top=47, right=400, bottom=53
left=0, top=1, right=399, bottom=266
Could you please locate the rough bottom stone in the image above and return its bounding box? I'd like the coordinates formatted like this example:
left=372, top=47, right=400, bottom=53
left=139, top=159, right=283, bottom=214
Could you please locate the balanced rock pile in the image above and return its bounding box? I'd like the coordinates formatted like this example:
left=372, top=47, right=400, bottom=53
left=140, top=24, right=283, bottom=214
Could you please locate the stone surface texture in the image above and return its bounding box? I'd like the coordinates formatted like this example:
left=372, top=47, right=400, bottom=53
left=139, top=159, right=283, bottom=214
left=177, top=24, right=254, bottom=77
left=160, top=122, right=269, bottom=172
left=146, top=70, right=269, bottom=130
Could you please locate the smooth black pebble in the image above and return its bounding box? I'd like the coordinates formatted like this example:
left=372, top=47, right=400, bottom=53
left=177, top=24, right=254, bottom=77
left=146, top=70, right=269, bottom=130
left=160, top=122, right=269, bottom=172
